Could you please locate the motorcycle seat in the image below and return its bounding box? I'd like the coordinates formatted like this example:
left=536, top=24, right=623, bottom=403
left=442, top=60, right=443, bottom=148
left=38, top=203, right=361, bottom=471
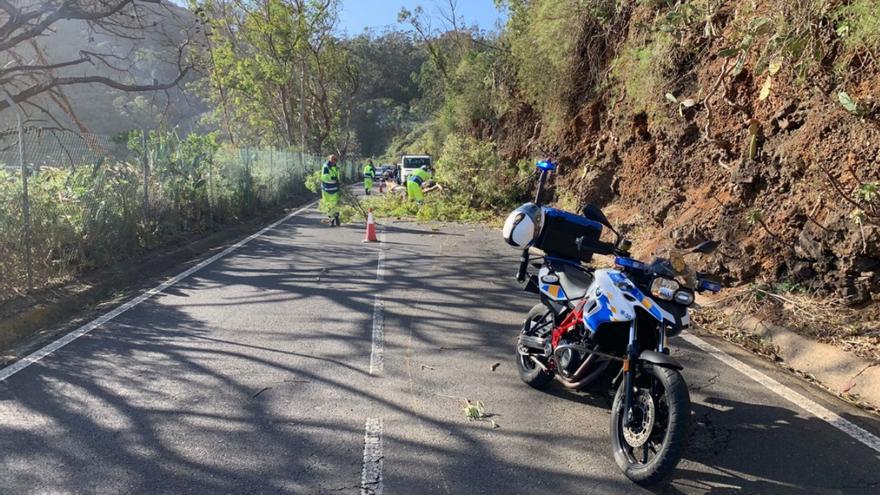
left=558, top=263, right=592, bottom=300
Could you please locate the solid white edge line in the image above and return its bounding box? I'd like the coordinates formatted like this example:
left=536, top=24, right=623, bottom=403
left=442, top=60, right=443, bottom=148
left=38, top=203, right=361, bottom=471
left=360, top=418, right=384, bottom=495
left=369, top=295, right=385, bottom=376
left=682, top=332, right=880, bottom=455
left=0, top=200, right=319, bottom=382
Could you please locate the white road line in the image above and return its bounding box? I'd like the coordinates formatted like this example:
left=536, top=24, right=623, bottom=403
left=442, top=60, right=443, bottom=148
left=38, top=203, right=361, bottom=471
left=375, top=233, right=386, bottom=282
left=0, top=201, right=319, bottom=383
left=360, top=418, right=384, bottom=495
left=682, top=332, right=880, bottom=455
left=370, top=296, right=385, bottom=375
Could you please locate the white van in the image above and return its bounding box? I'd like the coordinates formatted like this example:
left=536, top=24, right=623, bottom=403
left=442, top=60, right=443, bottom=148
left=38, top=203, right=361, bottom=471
left=398, top=154, right=432, bottom=184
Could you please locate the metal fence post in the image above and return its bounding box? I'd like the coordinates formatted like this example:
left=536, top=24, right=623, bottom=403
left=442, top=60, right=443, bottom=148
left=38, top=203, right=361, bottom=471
left=207, top=152, right=214, bottom=230
left=141, top=129, right=149, bottom=222
left=245, top=146, right=251, bottom=211
left=16, top=112, right=32, bottom=291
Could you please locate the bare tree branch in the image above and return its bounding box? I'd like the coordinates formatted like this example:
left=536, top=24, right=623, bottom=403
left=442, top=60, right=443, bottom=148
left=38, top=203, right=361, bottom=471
left=0, top=68, right=192, bottom=115
left=0, top=0, right=196, bottom=130
left=0, top=1, right=162, bottom=53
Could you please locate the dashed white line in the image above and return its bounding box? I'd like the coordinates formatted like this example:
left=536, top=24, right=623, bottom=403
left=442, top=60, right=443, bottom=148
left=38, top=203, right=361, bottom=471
left=682, top=332, right=880, bottom=455
left=370, top=295, right=385, bottom=375
left=375, top=233, right=386, bottom=282
left=360, top=418, right=384, bottom=495
left=0, top=201, right=319, bottom=382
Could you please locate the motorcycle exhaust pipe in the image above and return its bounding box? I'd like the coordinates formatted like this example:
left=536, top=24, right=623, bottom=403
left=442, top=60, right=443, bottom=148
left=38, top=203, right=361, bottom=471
left=518, top=335, right=548, bottom=353
left=554, top=343, right=623, bottom=363
left=554, top=344, right=608, bottom=380
left=555, top=360, right=611, bottom=390
left=529, top=355, right=610, bottom=390
left=553, top=344, right=612, bottom=389
left=529, top=355, right=549, bottom=372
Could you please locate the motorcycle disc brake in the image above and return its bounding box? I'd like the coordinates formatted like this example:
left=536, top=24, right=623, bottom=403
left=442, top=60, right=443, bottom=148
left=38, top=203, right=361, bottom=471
left=622, top=390, right=655, bottom=448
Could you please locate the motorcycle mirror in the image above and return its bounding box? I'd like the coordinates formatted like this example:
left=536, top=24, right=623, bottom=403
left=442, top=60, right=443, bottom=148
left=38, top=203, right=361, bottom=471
left=582, top=204, right=620, bottom=238
left=691, top=240, right=720, bottom=254
left=582, top=204, right=610, bottom=227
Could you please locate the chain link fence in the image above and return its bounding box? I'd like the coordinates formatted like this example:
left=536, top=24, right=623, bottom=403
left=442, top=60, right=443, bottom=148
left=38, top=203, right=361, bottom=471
left=0, top=127, right=358, bottom=301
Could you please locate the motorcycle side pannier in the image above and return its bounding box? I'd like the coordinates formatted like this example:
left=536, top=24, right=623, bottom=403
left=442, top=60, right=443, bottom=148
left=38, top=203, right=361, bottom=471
left=535, top=207, right=604, bottom=262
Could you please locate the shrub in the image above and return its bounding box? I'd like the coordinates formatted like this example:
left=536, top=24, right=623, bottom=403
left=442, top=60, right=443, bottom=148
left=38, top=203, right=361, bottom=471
left=833, top=0, right=880, bottom=71
left=612, top=31, right=675, bottom=120
left=506, top=0, right=590, bottom=133
left=435, top=133, right=530, bottom=211
left=0, top=129, right=331, bottom=298
left=506, top=0, right=620, bottom=133
left=338, top=189, right=496, bottom=224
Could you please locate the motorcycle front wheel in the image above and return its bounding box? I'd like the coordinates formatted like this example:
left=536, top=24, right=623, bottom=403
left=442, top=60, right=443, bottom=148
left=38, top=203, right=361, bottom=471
left=610, top=364, right=690, bottom=486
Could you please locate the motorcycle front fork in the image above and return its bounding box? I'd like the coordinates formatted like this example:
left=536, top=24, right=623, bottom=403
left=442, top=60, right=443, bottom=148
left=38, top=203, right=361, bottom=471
left=623, top=318, right=638, bottom=425
left=622, top=319, right=668, bottom=425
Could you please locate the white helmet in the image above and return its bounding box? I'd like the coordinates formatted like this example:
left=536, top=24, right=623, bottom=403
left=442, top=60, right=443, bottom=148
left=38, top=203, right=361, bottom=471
left=503, top=203, right=544, bottom=249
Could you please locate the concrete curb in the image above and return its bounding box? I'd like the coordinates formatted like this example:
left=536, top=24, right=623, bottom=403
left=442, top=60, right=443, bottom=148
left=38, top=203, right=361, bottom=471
left=731, top=312, right=880, bottom=410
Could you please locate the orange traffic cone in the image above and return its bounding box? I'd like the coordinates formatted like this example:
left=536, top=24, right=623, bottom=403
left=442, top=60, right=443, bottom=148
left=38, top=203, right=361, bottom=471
left=363, top=209, right=378, bottom=242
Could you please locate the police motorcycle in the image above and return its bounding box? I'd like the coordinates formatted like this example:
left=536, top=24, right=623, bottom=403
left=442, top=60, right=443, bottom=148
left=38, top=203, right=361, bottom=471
left=502, top=160, right=721, bottom=485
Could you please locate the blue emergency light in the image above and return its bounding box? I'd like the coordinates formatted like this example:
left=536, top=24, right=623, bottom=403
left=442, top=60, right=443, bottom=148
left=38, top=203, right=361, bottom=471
left=536, top=160, right=557, bottom=171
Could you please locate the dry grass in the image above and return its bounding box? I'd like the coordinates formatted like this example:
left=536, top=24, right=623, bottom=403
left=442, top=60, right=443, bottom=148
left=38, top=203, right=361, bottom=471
left=698, top=284, right=880, bottom=363
left=694, top=288, right=880, bottom=415
left=692, top=305, right=782, bottom=361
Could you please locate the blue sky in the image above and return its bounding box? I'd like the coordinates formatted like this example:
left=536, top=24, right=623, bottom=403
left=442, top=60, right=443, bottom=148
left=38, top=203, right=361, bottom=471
left=338, top=0, right=506, bottom=36
left=170, top=1, right=506, bottom=36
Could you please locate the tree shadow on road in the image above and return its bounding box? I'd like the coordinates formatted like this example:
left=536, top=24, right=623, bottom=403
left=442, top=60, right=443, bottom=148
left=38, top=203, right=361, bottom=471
left=663, top=396, right=880, bottom=494
left=2, top=215, right=878, bottom=494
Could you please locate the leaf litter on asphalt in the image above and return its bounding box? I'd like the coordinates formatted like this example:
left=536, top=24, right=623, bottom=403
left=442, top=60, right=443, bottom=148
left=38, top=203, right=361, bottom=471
left=462, top=399, right=499, bottom=428
left=463, top=399, right=486, bottom=420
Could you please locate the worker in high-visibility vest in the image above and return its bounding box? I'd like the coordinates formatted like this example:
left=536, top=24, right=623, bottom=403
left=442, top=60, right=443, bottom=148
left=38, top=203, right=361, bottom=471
left=406, top=164, right=433, bottom=203
left=363, top=160, right=376, bottom=195
left=321, top=154, right=341, bottom=226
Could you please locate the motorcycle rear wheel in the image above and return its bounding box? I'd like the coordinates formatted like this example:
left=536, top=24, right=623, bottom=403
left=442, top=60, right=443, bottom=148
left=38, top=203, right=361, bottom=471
left=516, top=303, right=554, bottom=389
left=610, top=364, right=690, bottom=486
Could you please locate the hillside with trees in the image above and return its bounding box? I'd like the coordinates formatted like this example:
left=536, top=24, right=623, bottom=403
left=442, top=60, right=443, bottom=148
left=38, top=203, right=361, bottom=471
left=386, top=0, right=880, bottom=357
left=2, top=0, right=877, bottom=356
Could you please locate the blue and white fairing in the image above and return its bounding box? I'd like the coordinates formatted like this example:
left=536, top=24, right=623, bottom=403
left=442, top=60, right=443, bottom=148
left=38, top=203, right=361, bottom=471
left=582, top=269, right=686, bottom=333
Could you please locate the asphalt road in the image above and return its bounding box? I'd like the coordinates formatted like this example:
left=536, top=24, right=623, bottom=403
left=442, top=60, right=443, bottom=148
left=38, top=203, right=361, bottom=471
left=2, top=197, right=880, bottom=494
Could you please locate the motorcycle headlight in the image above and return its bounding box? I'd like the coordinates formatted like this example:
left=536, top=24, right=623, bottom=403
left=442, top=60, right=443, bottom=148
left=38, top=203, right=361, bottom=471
left=674, top=290, right=694, bottom=306
left=650, top=278, right=679, bottom=301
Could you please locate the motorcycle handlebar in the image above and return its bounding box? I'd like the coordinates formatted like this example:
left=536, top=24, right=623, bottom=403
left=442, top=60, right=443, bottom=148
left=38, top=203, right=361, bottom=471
left=575, top=236, right=618, bottom=257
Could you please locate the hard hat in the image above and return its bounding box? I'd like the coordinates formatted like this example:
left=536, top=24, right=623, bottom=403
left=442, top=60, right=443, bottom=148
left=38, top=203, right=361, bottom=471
left=503, top=203, right=544, bottom=249
left=420, top=164, right=429, bottom=170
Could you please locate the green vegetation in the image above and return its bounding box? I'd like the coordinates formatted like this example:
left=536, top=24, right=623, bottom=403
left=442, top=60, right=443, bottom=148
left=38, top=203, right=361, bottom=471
left=506, top=0, right=594, bottom=133
left=337, top=190, right=497, bottom=225
left=0, top=130, right=344, bottom=298
left=196, top=0, right=358, bottom=153
left=833, top=0, right=880, bottom=69
left=342, top=134, right=528, bottom=225
left=435, top=134, right=530, bottom=210
left=613, top=33, right=675, bottom=120
left=6, top=0, right=879, bottom=298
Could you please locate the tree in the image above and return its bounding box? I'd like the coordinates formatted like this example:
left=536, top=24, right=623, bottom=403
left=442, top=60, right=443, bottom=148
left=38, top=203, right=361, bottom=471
left=0, top=1, right=198, bottom=132
left=346, top=31, right=426, bottom=156
left=195, top=0, right=359, bottom=156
